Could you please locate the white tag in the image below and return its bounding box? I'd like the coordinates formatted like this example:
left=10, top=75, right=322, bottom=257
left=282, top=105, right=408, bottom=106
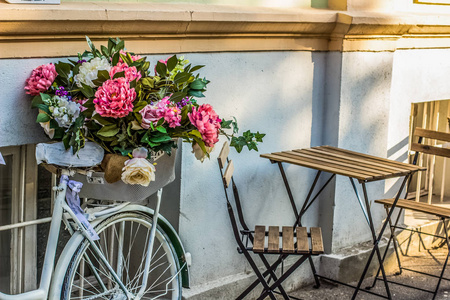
left=0, top=152, right=5, bottom=165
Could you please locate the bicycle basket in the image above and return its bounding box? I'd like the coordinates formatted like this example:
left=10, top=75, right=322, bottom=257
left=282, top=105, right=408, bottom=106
left=73, top=150, right=177, bottom=202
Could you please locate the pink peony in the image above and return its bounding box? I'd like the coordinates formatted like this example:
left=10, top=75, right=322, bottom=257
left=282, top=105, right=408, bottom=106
left=93, top=77, right=136, bottom=118
left=24, top=63, right=58, bottom=96
left=188, top=104, right=221, bottom=147
left=119, top=50, right=141, bottom=63
left=139, top=96, right=181, bottom=129
left=109, top=62, right=142, bottom=82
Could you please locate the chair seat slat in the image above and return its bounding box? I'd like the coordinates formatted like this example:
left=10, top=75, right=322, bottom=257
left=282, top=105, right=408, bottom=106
left=253, top=226, right=266, bottom=253
left=282, top=226, right=295, bottom=254
left=310, top=227, right=324, bottom=255
left=296, top=227, right=309, bottom=254
left=268, top=226, right=280, bottom=253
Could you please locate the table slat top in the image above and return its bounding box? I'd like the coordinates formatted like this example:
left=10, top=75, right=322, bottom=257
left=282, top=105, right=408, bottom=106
left=260, top=146, right=426, bottom=182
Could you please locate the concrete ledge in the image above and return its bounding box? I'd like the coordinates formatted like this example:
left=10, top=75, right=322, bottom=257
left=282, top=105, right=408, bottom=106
left=4, top=2, right=450, bottom=57
left=319, top=239, right=397, bottom=283
left=182, top=256, right=320, bottom=299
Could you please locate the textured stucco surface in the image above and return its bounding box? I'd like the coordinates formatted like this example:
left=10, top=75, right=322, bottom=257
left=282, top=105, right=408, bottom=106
left=4, top=47, right=450, bottom=297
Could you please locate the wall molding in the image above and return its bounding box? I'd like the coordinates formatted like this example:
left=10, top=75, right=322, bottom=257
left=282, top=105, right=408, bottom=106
left=2, top=2, right=450, bottom=58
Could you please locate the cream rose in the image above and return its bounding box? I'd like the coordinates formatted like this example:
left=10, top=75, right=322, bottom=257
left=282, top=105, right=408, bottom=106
left=121, top=157, right=156, bottom=186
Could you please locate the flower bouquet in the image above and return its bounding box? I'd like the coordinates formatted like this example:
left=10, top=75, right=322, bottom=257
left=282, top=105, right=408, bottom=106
left=25, top=37, right=264, bottom=187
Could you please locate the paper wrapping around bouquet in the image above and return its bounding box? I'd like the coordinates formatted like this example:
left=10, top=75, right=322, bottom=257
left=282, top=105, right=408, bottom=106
left=73, top=151, right=177, bottom=202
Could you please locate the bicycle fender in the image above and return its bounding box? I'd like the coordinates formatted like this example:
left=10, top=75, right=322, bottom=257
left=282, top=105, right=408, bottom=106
left=120, top=204, right=191, bottom=289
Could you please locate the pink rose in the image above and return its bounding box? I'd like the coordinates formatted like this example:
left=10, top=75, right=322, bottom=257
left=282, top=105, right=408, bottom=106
left=188, top=104, right=221, bottom=147
left=93, top=77, right=136, bottom=118
left=24, top=63, right=58, bottom=96
left=139, top=96, right=181, bottom=129
left=109, top=62, right=142, bottom=82
left=139, top=103, right=161, bottom=129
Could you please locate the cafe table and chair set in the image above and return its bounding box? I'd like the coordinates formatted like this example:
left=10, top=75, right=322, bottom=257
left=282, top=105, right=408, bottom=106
left=218, top=128, right=450, bottom=299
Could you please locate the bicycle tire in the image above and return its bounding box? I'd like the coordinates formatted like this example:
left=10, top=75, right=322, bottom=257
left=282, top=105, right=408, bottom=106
left=59, top=212, right=182, bottom=300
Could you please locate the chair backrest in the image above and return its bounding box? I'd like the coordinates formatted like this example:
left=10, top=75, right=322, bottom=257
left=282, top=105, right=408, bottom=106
left=411, top=128, right=450, bottom=159
left=218, top=141, right=250, bottom=232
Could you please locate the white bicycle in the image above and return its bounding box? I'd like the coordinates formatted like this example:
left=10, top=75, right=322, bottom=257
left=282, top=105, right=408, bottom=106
left=0, top=143, right=189, bottom=300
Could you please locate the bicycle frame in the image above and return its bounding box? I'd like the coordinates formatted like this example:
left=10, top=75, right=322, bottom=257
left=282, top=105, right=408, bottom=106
left=0, top=169, right=167, bottom=300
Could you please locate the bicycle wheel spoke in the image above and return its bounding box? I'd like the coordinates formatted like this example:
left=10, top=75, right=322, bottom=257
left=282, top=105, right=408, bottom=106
left=60, top=213, right=181, bottom=300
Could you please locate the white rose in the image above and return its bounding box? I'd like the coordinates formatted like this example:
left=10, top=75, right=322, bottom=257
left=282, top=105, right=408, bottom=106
left=75, top=57, right=111, bottom=88
left=121, top=158, right=156, bottom=186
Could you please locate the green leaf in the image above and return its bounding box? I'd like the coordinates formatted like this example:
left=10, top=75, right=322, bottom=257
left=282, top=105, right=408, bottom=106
left=112, top=71, right=125, bottom=79
left=255, top=132, right=265, bottom=142
left=156, top=126, right=167, bottom=133
left=173, top=72, right=191, bottom=84
left=169, top=91, right=186, bottom=103
left=113, top=147, right=132, bottom=156
left=133, top=101, right=148, bottom=112
left=221, top=119, right=233, bottom=129
left=36, top=113, right=50, bottom=123
left=36, top=104, right=50, bottom=114
left=140, top=77, right=154, bottom=88
left=55, top=62, right=72, bottom=79
left=190, top=79, right=207, bottom=90
left=119, top=53, right=133, bottom=66
left=108, top=38, right=116, bottom=53
left=116, top=40, right=125, bottom=52
left=188, top=90, right=205, bottom=98
left=150, top=134, right=172, bottom=143
left=112, top=52, right=120, bottom=66
left=155, top=62, right=167, bottom=78
left=248, top=142, right=258, bottom=151
left=101, top=45, right=109, bottom=57
left=91, top=114, right=115, bottom=126
left=40, top=93, right=52, bottom=104
left=98, top=70, right=110, bottom=81
left=142, top=61, right=150, bottom=72
left=85, top=36, right=96, bottom=53
left=190, top=65, right=204, bottom=72
left=166, top=55, right=178, bottom=72
left=97, top=124, right=120, bottom=137
left=31, top=95, right=44, bottom=108
left=80, top=83, right=95, bottom=98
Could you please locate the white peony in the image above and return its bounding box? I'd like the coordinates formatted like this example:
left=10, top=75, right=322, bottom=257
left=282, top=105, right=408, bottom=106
left=75, top=57, right=111, bottom=88
left=49, top=96, right=81, bottom=128
left=121, top=158, right=156, bottom=186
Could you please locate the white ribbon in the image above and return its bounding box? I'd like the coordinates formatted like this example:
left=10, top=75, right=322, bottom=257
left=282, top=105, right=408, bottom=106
left=63, top=175, right=100, bottom=240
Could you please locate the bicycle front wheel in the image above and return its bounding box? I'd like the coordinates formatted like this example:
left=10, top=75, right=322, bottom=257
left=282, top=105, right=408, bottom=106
left=60, top=212, right=181, bottom=300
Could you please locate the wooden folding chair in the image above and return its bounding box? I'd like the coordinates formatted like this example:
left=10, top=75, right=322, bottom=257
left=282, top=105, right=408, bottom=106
left=218, top=141, right=324, bottom=300
left=371, top=128, right=450, bottom=299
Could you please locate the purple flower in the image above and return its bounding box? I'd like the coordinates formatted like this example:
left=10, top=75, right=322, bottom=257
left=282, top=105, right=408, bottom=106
left=77, top=59, right=87, bottom=64
left=55, top=86, right=69, bottom=97
left=176, top=97, right=191, bottom=108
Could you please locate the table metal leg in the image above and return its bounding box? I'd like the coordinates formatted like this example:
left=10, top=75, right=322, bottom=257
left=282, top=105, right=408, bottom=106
left=351, top=175, right=410, bottom=300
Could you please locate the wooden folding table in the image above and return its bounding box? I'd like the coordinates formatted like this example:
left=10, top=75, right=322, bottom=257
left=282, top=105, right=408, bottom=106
left=261, top=146, right=426, bottom=299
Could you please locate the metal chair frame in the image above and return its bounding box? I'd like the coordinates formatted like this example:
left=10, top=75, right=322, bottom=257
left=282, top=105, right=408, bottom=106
left=370, top=128, right=450, bottom=299
left=218, top=142, right=322, bottom=300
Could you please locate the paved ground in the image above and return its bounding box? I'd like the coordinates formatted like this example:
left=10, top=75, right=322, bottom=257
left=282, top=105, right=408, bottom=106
left=280, top=246, right=449, bottom=300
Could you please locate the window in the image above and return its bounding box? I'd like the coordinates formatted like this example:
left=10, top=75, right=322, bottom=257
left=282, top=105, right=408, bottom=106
left=0, top=145, right=56, bottom=294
